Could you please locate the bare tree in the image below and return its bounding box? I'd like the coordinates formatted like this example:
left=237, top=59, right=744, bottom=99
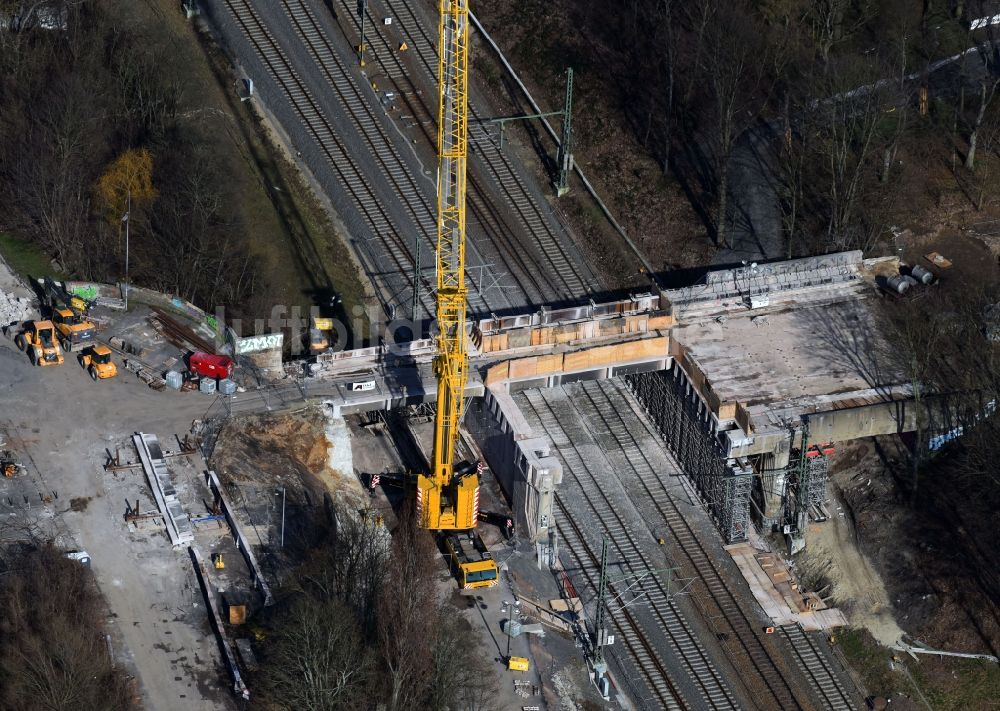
left=0, top=545, right=136, bottom=711
left=259, top=596, right=371, bottom=710
left=808, top=0, right=876, bottom=67
left=376, top=512, right=436, bottom=711
left=802, top=55, right=898, bottom=252
left=965, top=78, right=1000, bottom=170
left=699, top=6, right=773, bottom=248
left=297, top=505, right=388, bottom=633
left=425, top=610, right=499, bottom=711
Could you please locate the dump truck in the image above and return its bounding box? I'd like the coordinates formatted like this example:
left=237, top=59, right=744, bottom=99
left=51, top=307, right=96, bottom=352
left=78, top=344, right=117, bottom=381
left=14, top=321, right=64, bottom=366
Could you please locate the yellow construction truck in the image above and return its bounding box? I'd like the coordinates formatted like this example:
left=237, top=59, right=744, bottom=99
left=445, top=533, right=498, bottom=589
left=37, top=277, right=88, bottom=315
left=78, top=344, right=117, bottom=381
left=14, top=321, right=64, bottom=366
left=36, top=277, right=95, bottom=351
left=51, top=307, right=96, bottom=353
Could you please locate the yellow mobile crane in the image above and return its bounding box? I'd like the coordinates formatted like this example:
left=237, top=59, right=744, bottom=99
left=416, top=4, right=497, bottom=591
left=417, top=0, right=477, bottom=532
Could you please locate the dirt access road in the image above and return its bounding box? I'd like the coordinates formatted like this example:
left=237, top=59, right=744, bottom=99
left=0, top=299, right=235, bottom=708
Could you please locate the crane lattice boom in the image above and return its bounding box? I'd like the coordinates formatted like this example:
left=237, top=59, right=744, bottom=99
left=416, top=0, right=477, bottom=530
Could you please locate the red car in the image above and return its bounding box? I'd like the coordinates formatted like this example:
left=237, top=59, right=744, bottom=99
left=188, top=352, right=235, bottom=380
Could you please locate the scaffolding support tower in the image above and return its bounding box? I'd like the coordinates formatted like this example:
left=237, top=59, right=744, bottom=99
left=624, top=367, right=750, bottom=543
left=803, top=454, right=829, bottom=509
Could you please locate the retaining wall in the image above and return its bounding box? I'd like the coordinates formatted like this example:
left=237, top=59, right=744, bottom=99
left=467, top=386, right=562, bottom=541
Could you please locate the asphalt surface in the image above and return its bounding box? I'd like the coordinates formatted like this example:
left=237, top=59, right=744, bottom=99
left=719, top=123, right=785, bottom=265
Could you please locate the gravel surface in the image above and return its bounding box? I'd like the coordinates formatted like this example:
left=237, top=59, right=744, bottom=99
left=0, top=315, right=234, bottom=707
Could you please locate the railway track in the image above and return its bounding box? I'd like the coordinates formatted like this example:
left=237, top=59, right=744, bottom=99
left=217, top=0, right=424, bottom=312
left=282, top=0, right=522, bottom=316
left=520, top=388, right=739, bottom=711
left=780, top=625, right=857, bottom=711
left=216, top=0, right=600, bottom=319
left=336, top=0, right=598, bottom=302
left=576, top=379, right=813, bottom=711
left=326, top=0, right=557, bottom=306
left=217, top=0, right=525, bottom=317
left=556, top=500, right=686, bottom=711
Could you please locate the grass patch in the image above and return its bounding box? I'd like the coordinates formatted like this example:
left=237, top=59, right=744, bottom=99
left=0, top=233, right=63, bottom=281
left=837, top=627, right=1000, bottom=710
left=837, top=627, right=900, bottom=699
left=923, top=656, right=1000, bottom=711
left=189, top=13, right=371, bottom=340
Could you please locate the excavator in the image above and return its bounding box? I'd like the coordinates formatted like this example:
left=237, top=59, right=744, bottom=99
left=37, top=277, right=96, bottom=352
left=415, top=0, right=497, bottom=588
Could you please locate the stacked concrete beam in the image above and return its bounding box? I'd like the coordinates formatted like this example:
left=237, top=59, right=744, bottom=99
left=663, top=251, right=865, bottom=319
left=133, top=433, right=194, bottom=547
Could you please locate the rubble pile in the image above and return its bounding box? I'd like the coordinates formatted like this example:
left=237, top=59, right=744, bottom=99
left=0, top=290, right=34, bottom=326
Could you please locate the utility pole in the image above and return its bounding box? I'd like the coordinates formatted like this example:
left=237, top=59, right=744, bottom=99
left=358, top=0, right=368, bottom=67
left=412, top=234, right=421, bottom=320
left=277, top=486, right=286, bottom=548
left=122, top=189, right=131, bottom=311
left=481, top=67, right=573, bottom=197
left=589, top=537, right=685, bottom=698
left=556, top=68, right=574, bottom=197
left=593, top=537, right=609, bottom=670
left=505, top=600, right=513, bottom=660
left=489, top=110, right=563, bottom=153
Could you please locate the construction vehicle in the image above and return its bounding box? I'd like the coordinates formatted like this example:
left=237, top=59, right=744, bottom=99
left=309, top=316, right=336, bottom=354
left=64, top=550, right=92, bottom=567
left=14, top=321, right=64, bottom=366
left=51, top=307, right=96, bottom=352
left=445, top=533, right=498, bottom=589
left=416, top=0, right=478, bottom=531
left=37, top=276, right=88, bottom=315
left=2, top=451, right=25, bottom=478
left=78, top=344, right=117, bottom=381
left=413, top=0, right=499, bottom=586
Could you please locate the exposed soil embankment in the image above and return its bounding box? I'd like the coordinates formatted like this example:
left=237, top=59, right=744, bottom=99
left=809, top=439, right=1000, bottom=709
left=211, top=407, right=364, bottom=511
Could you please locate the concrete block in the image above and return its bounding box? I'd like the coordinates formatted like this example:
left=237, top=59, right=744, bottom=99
left=536, top=354, right=563, bottom=376
left=507, top=328, right=531, bottom=348
left=485, top=362, right=510, bottom=386
left=508, top=358, right=538, bottom=379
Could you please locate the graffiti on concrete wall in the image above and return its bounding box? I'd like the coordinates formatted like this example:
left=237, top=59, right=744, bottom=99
left=235, top=333, right=284, bottom=355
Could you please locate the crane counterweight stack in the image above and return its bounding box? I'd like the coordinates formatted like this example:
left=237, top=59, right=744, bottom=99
left=416, top=0, right=478, bottom=531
